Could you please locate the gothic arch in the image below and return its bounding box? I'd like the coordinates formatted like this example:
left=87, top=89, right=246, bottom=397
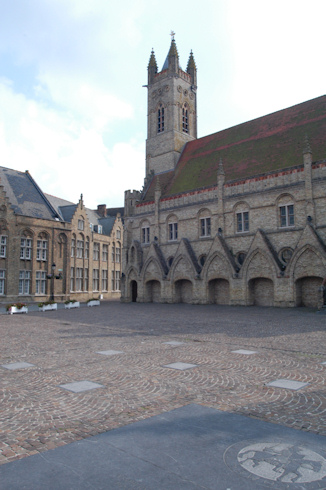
left=141, top=256, right=164, bottom=283
left=169, top=254, right=195, bottom=283
left=243, top=248, right=276, bottom=283
left=202, top=251, right=232, bottom=282
left=289, top=245, right=326, bottom=281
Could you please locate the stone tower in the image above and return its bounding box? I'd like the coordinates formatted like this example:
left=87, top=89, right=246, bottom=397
left=146, top=35, right=197, bottom=177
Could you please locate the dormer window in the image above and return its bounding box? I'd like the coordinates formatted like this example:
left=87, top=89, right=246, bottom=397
left=158, top=104, right=164, bottom=133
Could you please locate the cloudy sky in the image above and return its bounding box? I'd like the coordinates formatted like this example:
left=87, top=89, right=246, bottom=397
left=1, top=0, right=325, bottom=208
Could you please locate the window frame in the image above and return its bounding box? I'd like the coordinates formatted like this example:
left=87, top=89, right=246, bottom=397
left=279, top=204, right=294, bottom=228
left=142, top=226, right=150, bottom=244
left=93, top=242, right=100, bottom=261
left=36, top=270, right=46, bottom=295
left=0, top=235, right=7, bottom=258
left=36, top=239, right=47, bottom=261
left=0, top=269, right=5, bottom=295
left=236, top=211, right=249, bottom=233
left=168, top=222, right=178, bottom=241
left=20, top=237, right=32, bottom=260
left=157, top=104, right=165, bottom=133
left=200, top=217, right=211, bottom=238
left=19, top=270, right=31, bottom=295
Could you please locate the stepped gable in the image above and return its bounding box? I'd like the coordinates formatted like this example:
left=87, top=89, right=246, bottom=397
left=142, top=95, right=326, bottom=201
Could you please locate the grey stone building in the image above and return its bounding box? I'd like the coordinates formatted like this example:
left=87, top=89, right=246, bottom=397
left=122, top=37, right=326, bottom=307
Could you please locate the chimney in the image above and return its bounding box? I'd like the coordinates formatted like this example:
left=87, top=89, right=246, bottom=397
left=97, top=204, right=107, bottom=217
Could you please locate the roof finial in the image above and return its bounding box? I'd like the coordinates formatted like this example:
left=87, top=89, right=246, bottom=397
left=170, top=30, right=175, bottom=41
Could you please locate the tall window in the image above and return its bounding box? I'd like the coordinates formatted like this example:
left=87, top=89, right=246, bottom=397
left=115, top=271, right=120, bottom=291
left=93, top=269, right=99, bottom=291
left=0, top=270, right=5, bottom=295
left=71, top=238, right=75, bottom=258
left=36, top=271, right=46, bottom=294
left=168, top=223, right=178, bottom=241
left=116, top=245, right=121, bottom=263
left=200, top=217, right=211, bottom=237
left=0, top=236, right=7, bottom=258
left=70, top=267, right=74, bottom=291
left=142, top=226, right=150, bottom=244
left=158, top=104, right=164, bottom=133
left=19, top=271, right=31, bottom=295
left=111, top=270, right=115, bottom=290
left=93, top=243, right=99, bottom=260
left=84, top=268, right=89, bottom=291
left=77, top=239, right=84, bottom=258
left=237, top=212, right=249, bottom=233
left=85, top=238, right=89, bottom=259
left=280, top=205, right=294, bottom=227
left=182, top=106, right=188, bottom=133
left=37, top=239, right=47, bottom=261
left=78, top=219, right=84, bottom=231
left=116, top=229, right=121, bottom=239
left=102, top=270, right=108, bottom=291
left=20, top=238, right=32, bottom=260
left=102, top=244, right=108, bottom=261
left=76, top=268, right=83, bottom=291
left=111, top=243, right=115, bottom=262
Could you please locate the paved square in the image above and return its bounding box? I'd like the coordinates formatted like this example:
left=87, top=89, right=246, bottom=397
left=163, top=341, right=185, bottom=346
left=1, top=302, right=326, bottom=467
left=266, top=379, right=310, bottom=390
left=231, top=349, right=257, bottom=355
left=59, top=381, right=105, bottom=393
left=163, top=362, right=198, bottom=370
left=1, top=362, right=35, bottom=370
left=96, top=350, right=124, bottom=356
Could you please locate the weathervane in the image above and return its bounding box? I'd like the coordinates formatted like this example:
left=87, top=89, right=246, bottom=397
left=170, top=30, right=175, bottom=40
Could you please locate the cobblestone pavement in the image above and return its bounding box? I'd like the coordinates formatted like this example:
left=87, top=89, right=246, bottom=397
left=1, top=302, right=326, bottom=465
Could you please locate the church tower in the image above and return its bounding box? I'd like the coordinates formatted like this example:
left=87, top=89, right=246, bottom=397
left=146, top=35, right=197, bottom=177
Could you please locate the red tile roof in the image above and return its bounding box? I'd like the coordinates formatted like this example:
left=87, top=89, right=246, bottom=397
left=143, top=95, right=326, bottom=201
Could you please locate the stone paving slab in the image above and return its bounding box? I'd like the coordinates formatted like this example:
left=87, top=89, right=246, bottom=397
left=0, top=302, right=326, bottom=469
left=1, top=404, right=326, bottom=489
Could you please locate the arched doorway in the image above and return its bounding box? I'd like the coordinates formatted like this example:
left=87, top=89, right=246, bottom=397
left=248, top=278, right=274, bottom=306
left=295, top=276, right=323, bottom=307
left=145, top=280, right=161, bottom=302
left=131, top=280, right=138, bottom=302
left=174, top=279, right=193, bottom=303
left=208, top=279, right=229, bottom=305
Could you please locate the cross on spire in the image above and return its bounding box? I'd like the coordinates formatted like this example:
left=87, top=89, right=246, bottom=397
left=170, top=30, right=175, bottom=40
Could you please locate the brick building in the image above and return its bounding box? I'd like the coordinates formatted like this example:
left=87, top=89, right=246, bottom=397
left=121, top=37, right=326, bottom=308
left=0, top=167, right=123, bottom=304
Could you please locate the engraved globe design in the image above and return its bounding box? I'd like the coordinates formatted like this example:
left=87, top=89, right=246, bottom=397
left=237, top=442, right=326, bottom=484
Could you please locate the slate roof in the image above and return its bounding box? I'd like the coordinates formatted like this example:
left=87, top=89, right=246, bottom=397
left=143, top=95, right=326, bottom=201
left=0, top=167, right=61, bottom=220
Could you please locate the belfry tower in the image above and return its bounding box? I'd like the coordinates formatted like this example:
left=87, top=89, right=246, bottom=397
left=146, top=34, right=197, bottom=177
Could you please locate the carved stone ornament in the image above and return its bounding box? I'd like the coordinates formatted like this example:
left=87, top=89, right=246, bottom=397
left=189, top=92, right=194, bottom=100
left=183, top=89, right=188, bottom=96
left=158, top=88, right=162, bottom=95
left=151, top=90, right=157, bottom=98
left=165, top=85, right=169, bottom=92
left=177, top=85, right=182, bottom=93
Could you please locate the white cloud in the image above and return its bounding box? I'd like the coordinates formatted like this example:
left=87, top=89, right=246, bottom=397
left=0, top=80, right=143, bottom=208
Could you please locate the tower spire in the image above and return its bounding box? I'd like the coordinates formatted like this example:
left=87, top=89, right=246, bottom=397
left=148, top=48, right=158, bottom=84
left=187, top=50, right=197, bottom=86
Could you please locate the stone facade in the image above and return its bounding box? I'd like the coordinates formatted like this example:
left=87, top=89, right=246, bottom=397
left=0, top=168, right=123, bottom=304
left=121, top=38, right=326, bottom=308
